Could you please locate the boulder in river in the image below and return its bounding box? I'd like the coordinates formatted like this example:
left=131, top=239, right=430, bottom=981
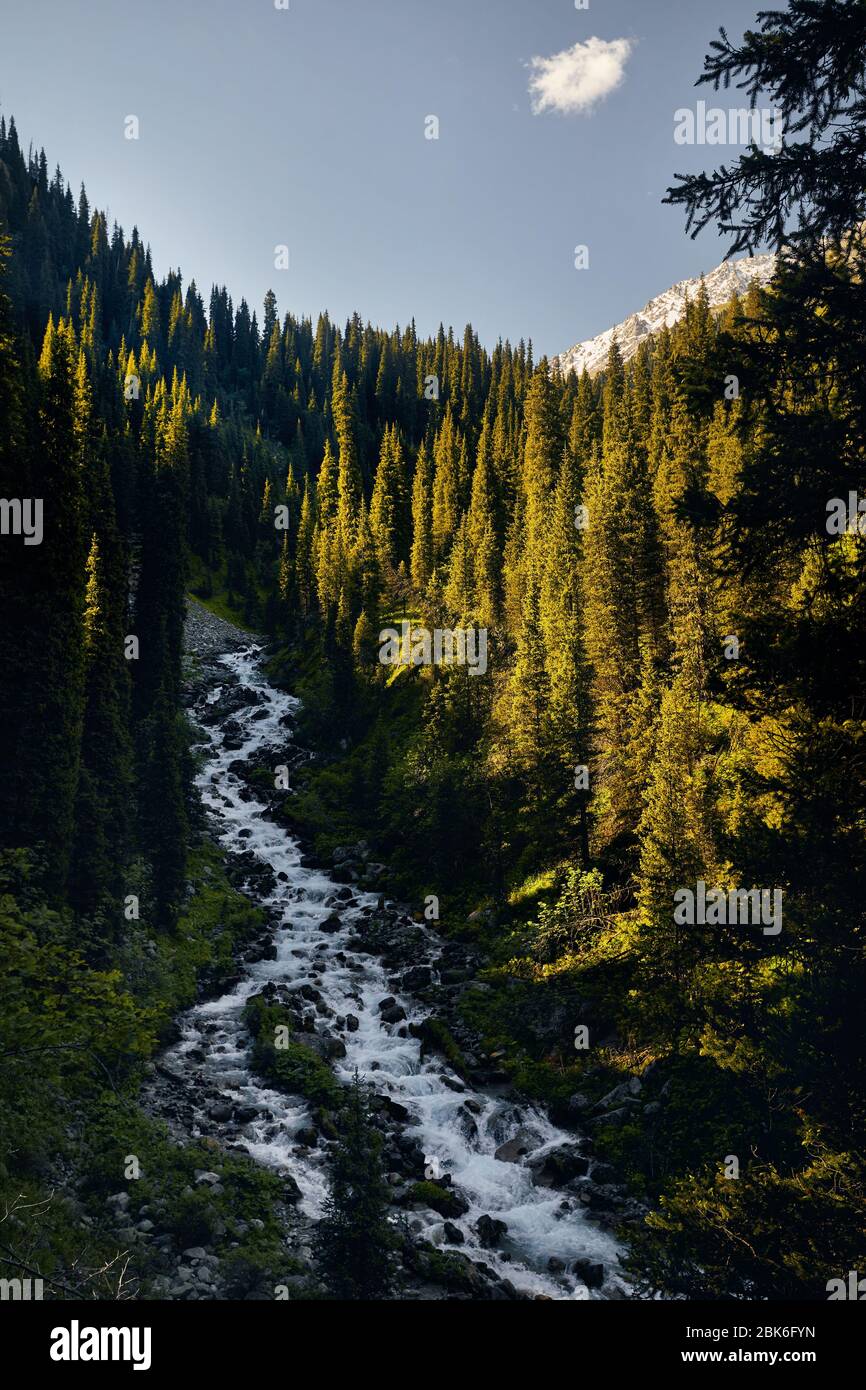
left=494, top=1131, right=533, bottom=1164
left=283, top=1175, right=303, bottom=1204
left=305, top=1031, right=347, bottom=1061
left=474, top=1214, right=508, bottom=1248
left=572, top=1258, right=605, bottom=1289
left=528, top=1145, right=590, bottom=1188
left=402, top=965, right=433, bottom=990
left=206, top=1100, right=233, bottom=1121
left=408, top=1183, right=469, bottom=1219
left=379, top=1096, right=410, bottom=1123
left=381, top=1003, right=407, bottom=1025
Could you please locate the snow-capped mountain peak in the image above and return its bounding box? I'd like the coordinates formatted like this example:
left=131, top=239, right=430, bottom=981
left=552, top=252, right=776, bottom=378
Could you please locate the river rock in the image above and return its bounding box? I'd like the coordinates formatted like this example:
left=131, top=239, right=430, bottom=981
left=587, top=1106, right=635, bottom=1131
left=441, top=1076, right=465, bottom=1094
left=380, top=1096, right=410, bottom=1122
left=381, top=1003, right=407, bottom=1025
left=528, top=1145, right=590, bottom=1187
left=590, top=1161, right=618, bottom=1183
left=283, top=1175, right=303, bottom=1204
left=595, top=1076, right=643, bottom=1111
left=402, top=965, right=433, bottom=990
left=564, top=1092, right=592, bottom=1117
left=495, top=1131, right=533, bottom=1163
left=305, top=1031, right=347, bottom=1061
left=411, top=1184, right=469, bottom=1219
left=474, top=1214, right=508, bottom=1248
left=572, top=1258, right=605, bottom=1289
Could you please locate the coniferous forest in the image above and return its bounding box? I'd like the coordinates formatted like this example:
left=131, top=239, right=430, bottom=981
left=1, top=0, right=865, bottom=1350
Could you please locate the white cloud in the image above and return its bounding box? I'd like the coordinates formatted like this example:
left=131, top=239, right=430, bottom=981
left=527, top=36, right=635, bottom=117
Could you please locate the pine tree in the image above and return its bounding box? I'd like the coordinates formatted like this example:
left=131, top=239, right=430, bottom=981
left=295, top=476, right=316, bottom=615
left=334, top=370, right=363, bottom=551
left=25, top=313, right=88, bottom=884
left=431, top=407, right=464, bottom=563
left=138, top=682, right=189, bottom=925
left=496, top=576, right=554, bottom=801
left=69, top=526, right=134, bottom=921
left=443, top=515, right=474, bottom=619
left=348, top=503, right=382, bottom=628
left=314, top=1073, right=395, bottom=1300
left=465, top=446, right=499, bottom=627
left=664, top=0, right=866, bottom=257
left=0, top=235, right=38, bottom=859
left=636, top=671, right=712, bottom=1037
left=409, top=439, right=434, bottom=591
left=539, top=464, right=593, bottom=861
left=134, top=380, right=190, bottom=717
left=521, top=359, right=563, bottom=569
left=369, top=424, right=408, bottom=575
left=581, top=431, right=665, bottom=847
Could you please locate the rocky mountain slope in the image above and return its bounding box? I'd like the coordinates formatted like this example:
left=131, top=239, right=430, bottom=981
left=553, top=252, right=777, bottom=378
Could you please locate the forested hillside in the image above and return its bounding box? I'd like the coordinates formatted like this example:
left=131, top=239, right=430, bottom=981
left=1, top=0, right=865, bottom=1304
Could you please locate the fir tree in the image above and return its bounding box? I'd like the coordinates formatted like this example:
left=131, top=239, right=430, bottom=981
left=314, top=1072, right=396, bottom=1300
left=409, top=439, right=434, bottom=591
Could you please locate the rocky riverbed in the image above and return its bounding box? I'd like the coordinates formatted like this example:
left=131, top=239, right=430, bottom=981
left=128, top=600, right=640, bottom=1300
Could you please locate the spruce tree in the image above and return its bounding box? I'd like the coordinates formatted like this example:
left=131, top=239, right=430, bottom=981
left=465, top=446, right=500, bottom=627
left=334, top=370, right=363, bottom=551
left=27, top=313, right=88, bottom=885
left=409, top=439, right=434, bottom=591
left=314, top=1073, right=395, bottom=1300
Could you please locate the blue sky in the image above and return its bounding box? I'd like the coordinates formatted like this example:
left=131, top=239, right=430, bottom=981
left=0, top=0, right=769, bottom=356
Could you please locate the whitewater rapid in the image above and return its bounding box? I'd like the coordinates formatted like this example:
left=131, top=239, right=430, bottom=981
left=165, top=644, right=625, bottom=1300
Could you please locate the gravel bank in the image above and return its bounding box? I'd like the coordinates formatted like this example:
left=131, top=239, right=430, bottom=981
left=185, top=597, right=264, bottom=662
